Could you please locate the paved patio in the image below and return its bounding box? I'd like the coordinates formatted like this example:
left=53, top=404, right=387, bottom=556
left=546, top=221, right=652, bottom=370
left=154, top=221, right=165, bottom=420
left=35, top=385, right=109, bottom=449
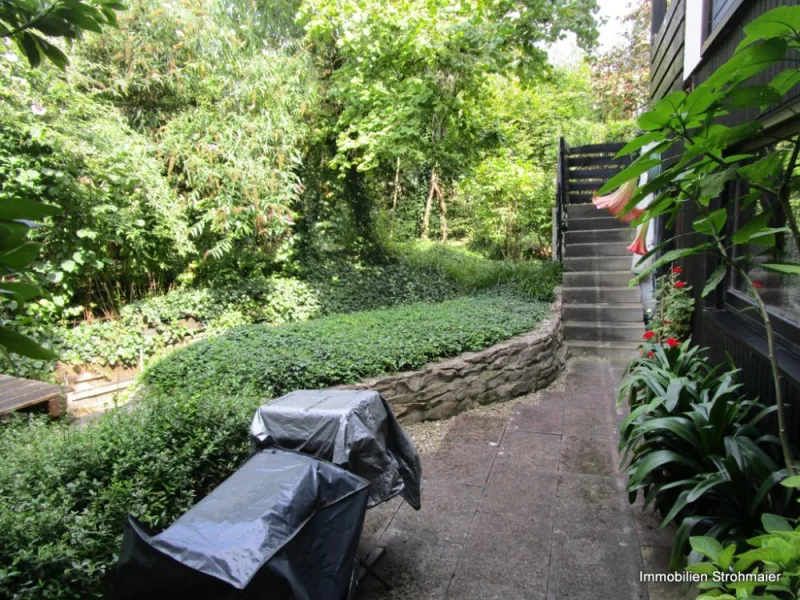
left=357, top=358, right=690, bottom=600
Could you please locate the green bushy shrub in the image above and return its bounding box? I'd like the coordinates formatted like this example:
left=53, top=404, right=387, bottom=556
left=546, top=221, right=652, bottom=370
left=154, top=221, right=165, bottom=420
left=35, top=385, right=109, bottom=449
left=620, top=342, right=794, bottom=571
left=144, top=293, right=549, bottom=398
left=688, top=477, right=800, bottom=598
left=392, top=242, right=561, bottom=301
left=0, top=392, right=258, bottom=599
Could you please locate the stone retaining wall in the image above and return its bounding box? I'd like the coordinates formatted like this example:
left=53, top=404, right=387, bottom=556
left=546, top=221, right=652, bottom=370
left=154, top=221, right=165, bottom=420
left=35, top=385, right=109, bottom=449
left=342, top=288, right=566, bottom=423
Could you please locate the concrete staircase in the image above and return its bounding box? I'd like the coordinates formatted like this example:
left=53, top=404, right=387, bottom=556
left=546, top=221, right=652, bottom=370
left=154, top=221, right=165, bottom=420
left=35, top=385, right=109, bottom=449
left=559, top=144, right=645, bottom=359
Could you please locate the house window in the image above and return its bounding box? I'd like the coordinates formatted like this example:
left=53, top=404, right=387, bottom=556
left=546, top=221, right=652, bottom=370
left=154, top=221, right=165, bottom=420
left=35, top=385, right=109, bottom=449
left=709, top=0, right=739, bottom=32
left=730, top=179, right=800, bottom=328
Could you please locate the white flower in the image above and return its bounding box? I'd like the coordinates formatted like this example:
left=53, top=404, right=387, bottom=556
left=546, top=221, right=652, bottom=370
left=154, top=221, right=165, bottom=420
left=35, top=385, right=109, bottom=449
left=207, top=143, right=219, bottom=151
left=3, top=52, right=18, bottom=63
left=30, top=103, right=46, bottom=116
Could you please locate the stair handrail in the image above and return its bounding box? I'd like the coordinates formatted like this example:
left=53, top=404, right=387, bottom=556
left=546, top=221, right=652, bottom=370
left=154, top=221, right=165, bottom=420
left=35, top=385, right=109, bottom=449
left=555, top=137, right=570, bottom=262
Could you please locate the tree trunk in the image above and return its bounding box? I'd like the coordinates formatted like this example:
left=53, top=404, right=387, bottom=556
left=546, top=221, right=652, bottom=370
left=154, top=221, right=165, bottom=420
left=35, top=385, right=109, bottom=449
left=390, top=158, right=400, bottom=239
left=436, top=179, right=447, bottom=243
left=420, top=169, right=437, bottom=240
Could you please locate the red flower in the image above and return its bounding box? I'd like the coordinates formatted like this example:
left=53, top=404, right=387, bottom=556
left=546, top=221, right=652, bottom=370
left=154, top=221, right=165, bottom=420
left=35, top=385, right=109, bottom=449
left=666, top=337, right=679, bottom=348
left=674, top=281, right=686, bottom=288
left=672, top=266, right=684, bottom=274
left=647, top=351, right=655, bottom=358
left=663, top=320, right=671, bottom=325
left=752, top=282, right=764, bottom=289
left=643, top=331, right=655, bottom=340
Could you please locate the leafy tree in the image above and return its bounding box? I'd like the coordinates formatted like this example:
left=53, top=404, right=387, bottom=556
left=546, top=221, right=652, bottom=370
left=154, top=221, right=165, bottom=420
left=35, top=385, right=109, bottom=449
left=604, top=6, right=800, bottom=475
left=300, top=0, right=601, bottom=241
left=0, top=0, right=125, bottom=364
left=451, top=68, right=637, bottom=258
left=590, top=0, right=650, bottom=120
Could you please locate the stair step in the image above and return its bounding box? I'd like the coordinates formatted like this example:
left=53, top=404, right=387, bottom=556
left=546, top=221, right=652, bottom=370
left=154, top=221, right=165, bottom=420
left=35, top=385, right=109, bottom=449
left=565, top=242, right=631, bottom=258
left=570, top=143, right=626, bottom=155
left=568, top=167, right=623, bottom=181
left=569, top=181, right=604, bottom=192
left=566, top=229, right=632, bottom=244
left=564, top=256, right=633, bottom=272
left=563, top=270, right=634, bottom=287
left=568, top=155, right=629, bottom=168
left=567, top=341, right=642, bottom=360
left=562, top=287, right=641, bottom=304
left=569, top=195, right=595, bottom=204
left=564, top=321, right=646, bottom=342
left=562, top=303, right=644, bottom=323
left=567, top=204, right=608, bottom=218
left=567, top=216, right=627, bottom=231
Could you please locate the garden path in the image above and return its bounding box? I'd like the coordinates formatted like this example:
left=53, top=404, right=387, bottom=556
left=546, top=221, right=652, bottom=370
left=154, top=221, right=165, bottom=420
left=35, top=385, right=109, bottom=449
left=357, top=358, right=689, bottom=600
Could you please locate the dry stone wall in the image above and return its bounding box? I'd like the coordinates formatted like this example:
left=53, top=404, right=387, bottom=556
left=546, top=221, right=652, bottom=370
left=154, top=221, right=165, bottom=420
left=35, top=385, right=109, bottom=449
left=341, top=289, right=566, bottom=423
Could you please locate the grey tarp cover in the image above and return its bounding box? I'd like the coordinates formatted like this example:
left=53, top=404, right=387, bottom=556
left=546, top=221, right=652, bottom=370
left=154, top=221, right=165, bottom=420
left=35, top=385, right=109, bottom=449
left=115, top=449, right=370, bottom=600
left=250, top=390, right=422, bottom=509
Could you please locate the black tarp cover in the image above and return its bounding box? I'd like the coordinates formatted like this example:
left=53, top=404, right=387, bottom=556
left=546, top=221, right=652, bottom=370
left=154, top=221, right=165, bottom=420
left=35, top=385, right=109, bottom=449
left=115, top=449, right=370, bottom=600
left=250, top=390, right=422, bottom=509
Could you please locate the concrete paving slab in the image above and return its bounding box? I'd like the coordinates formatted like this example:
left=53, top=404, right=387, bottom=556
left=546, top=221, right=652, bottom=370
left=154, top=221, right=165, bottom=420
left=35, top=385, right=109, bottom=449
left=496, top=431, right=561, bottom=471
left=454, top=511, right=552, bottom=592
left=357, top=530, right=462, bottom=600
left=443, top=414, right=507, bottom=448
left=537, top=391, right=612, bottom=412
left=547, top=531, right=647, bottom=600
left=422, top=444, right=498, bottom=486
left=387, top=480, right=482, bottom=544
left=447, top=577, right=545, bottom=600
left=507, top=404, right=564, bottom=435
left=558, top=434, right=617, bottom=477
left=360, top=496, right=402, bottom=555
left=479, top=462, right=557, bottom=520
left=562, top=406, right=612, bottom=439
left=553, top=474, right=634, bottom=538
left=565, top=370, right=613, bottom=395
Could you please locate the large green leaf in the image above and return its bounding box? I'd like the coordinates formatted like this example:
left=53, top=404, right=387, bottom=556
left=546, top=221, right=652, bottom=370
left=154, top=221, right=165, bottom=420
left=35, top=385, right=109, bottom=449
left=630, top=449, right=704, bottom=485
left=0, top=325, right=57, bottom=360
left=762, top=263, right=800, bottom=275
left=703, top=265, right=727, bottom=298
left=692, top=208, right=727, bottom=236
left=0, top=199, right=59, bottom=220
left=615, top=132, right=666, bottom=159
left=597, top=157, right=662, bottom=196
left=732, top=210, right=772, bottom=245
left=707, top=38, right=788, bottom=90
left=690, top=536, right=724, bottom=563
left=630, top=244, right=715, bottom=286
left=738, top=6, right=800, bottom=51
left=0, top=242, right=44, bottom=269
left=724, top=85, right=784, bottom=109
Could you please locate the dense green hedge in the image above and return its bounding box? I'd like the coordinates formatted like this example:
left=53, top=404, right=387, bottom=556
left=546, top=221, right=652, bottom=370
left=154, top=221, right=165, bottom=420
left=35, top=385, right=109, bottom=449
left=144, top=293, right=550, bottom=398
left=0, top=291, right=548, bottom=599
left=0, top=392, right=257, bottom=599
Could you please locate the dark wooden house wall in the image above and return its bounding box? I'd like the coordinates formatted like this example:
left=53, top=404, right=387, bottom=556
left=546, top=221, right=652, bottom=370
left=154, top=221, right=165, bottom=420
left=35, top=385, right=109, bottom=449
left=649, top=0, right=800, bottom=438
left=650, top=0, right=685, bottom=103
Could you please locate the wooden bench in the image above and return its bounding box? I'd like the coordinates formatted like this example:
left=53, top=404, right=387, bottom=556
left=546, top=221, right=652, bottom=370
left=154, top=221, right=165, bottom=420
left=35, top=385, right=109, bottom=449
left=0, top=375, right=63, bottom=417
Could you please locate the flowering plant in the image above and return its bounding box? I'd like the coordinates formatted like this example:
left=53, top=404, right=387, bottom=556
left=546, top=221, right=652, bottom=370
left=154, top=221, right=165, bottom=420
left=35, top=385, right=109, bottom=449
left=646, top=265, right=695, bottom=342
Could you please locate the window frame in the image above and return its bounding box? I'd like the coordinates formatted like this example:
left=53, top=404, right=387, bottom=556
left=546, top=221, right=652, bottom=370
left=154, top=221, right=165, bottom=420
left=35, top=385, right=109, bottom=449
left=701, top=0, right=749, bottom=55
left=720, top=174, right=800, bottom=362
